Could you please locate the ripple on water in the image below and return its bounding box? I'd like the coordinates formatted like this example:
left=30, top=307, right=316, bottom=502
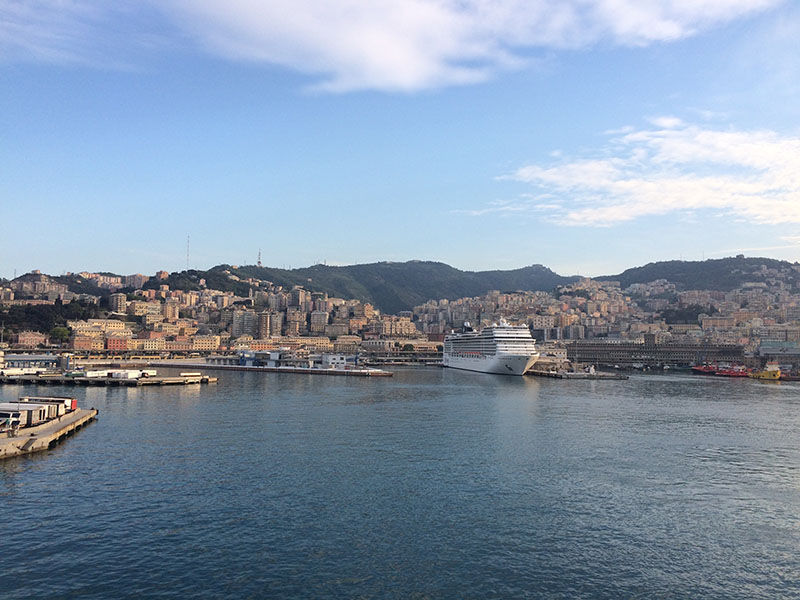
left=2, top=369, right=800, bottom=599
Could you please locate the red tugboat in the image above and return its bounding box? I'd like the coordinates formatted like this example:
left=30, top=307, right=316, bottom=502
left=691, top=364, right=717, bottom=375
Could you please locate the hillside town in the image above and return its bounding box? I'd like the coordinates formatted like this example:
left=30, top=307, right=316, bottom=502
left=2, top=260, right=800, bottom=370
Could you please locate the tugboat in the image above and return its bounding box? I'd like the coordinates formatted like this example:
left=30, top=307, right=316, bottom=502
left=691, top=363, right=717, bottom=375
left=749, top=362, right=781, bottom=381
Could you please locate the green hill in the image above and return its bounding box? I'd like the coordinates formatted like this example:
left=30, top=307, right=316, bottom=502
left=38, top=256, right=800, bottom=315
left=150, top=261, right=575, bottom=313
left=598, top=256, right=799, bottom=290
left=231, top=261, right=574, bottom=314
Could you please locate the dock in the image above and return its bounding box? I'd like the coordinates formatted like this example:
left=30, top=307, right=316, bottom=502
left=160, top=362, right=393, bottom=377
left=0, top=374, right=218, bottom=386
left=0, top=408, right=98, bottom=460
left=527, top=370, right=628, bottom=380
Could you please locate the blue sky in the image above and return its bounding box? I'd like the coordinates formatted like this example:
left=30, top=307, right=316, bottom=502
left=2, top=0, right=799, bottom=279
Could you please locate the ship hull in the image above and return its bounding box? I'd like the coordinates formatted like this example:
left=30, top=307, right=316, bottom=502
left=442, top=353, right=538, bottom=376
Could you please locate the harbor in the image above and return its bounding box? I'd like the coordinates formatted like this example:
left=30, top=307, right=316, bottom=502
left=5, top=367, right=799, bottom=599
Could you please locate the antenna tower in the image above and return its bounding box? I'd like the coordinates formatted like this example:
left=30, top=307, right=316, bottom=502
left=257, top=249, right=262, bottom=268
left=186, top=235, right=190, bottom=270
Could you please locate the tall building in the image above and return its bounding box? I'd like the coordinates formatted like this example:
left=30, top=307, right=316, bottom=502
left=286, top=307, right=307, bottom=335
left=290, top=286, right=309, bottom=307
left=109, top=293, right=127, bottom=313
left=163, top=300, right=180, bottom=322
left=284, top=320, right=299, bottom=336
left=232, top=310, right=258, bottom=338
left=310, top=311, right=329, bottom=334
left=268, top=311, right=283, bottom=337
left=125, top=273, right=149, bottom=289
left=257, top=311, right=271, bottom=339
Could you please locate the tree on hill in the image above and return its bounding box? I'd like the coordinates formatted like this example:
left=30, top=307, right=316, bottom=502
left=49, top=326, right=70, bottom=343
left=0, top=300, right=101, bottom=334
left=660, top=304, right=717, bottom=324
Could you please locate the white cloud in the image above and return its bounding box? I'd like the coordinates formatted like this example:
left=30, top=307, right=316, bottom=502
left=0, top=0, right=786, bottom=91
left=498, top=120, right=800, bottom=226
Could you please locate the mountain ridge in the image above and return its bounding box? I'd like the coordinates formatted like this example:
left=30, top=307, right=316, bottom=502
left=9, top=256, right=800, bottom=314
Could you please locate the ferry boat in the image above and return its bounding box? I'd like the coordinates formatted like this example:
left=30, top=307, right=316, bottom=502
left=443, top=322, right=539, bottom=376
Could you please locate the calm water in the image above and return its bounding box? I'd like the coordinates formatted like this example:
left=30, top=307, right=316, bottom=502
left=2, top=368, right=800, bottom=599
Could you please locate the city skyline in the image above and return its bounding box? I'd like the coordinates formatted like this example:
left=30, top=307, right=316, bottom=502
left=2, top=1, right=800, bottom=279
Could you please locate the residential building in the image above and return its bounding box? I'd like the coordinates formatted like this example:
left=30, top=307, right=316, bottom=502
left=109, top=293, right=127, bottom=313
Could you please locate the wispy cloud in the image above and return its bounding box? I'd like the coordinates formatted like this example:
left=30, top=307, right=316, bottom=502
left=0, top=1, right=174, bottom=66
left=710, top=237, right=800, bottom=256
left=0, top=0, right=786, bottom=91
left=491, top=119, right=800, bottom=226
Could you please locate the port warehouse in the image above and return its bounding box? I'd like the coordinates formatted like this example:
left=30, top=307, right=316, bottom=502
left=1, top=354, right=63, bottom=370
left=566, top=337, right=744, bottom=368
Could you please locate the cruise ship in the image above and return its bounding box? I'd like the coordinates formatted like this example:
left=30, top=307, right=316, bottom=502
left=443, top=322, right=539, bottom=376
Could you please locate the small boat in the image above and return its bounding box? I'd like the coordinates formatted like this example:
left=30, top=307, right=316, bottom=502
left=691, top=364, right=717, bottom=375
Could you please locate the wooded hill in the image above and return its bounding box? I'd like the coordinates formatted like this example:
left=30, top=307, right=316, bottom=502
left=12, top=256, right=799, bottom=314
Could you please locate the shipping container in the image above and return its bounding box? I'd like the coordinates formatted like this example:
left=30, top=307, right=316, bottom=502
left=110, top=370, right=141, bottom=379
left=0, top=368, right=25, bottom=376
left=0, top=403, right=49, bottom=427
left=84, top=370, right=110, bottom=378
left=20, top=397, right=73, bottom=416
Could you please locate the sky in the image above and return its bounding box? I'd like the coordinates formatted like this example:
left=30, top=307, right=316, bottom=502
left=2, top=0, right=799, bottom=279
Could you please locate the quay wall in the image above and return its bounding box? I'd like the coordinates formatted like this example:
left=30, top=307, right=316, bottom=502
left=0, top=408, right=98, bottom=460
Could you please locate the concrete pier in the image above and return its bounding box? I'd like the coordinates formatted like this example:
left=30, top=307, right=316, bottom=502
left=527, top=369, right=628, bottom=380
left=158, top=362, right=393, bottom=377
left=0, top=408, right=98, bottom=460
left=0, top=374, right=218, bottom=386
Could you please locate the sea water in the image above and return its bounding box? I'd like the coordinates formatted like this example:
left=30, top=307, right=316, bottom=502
left=2, top=368, right=799, bottom=599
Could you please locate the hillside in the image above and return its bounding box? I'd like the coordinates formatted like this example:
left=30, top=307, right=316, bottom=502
left=27, top=256, right=800, bottom=315
left=146, top=261, right=575, bottom=313
left=597, top=257, right=800, bottom=291
left=230, top=261, right=574, bottom=314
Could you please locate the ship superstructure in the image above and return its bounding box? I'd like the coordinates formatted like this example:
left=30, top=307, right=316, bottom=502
left=443, top=322, right=539, bottom=376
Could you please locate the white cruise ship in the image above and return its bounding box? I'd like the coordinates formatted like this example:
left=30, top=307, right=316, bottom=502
left=443, top=322, right=539, bottom=376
